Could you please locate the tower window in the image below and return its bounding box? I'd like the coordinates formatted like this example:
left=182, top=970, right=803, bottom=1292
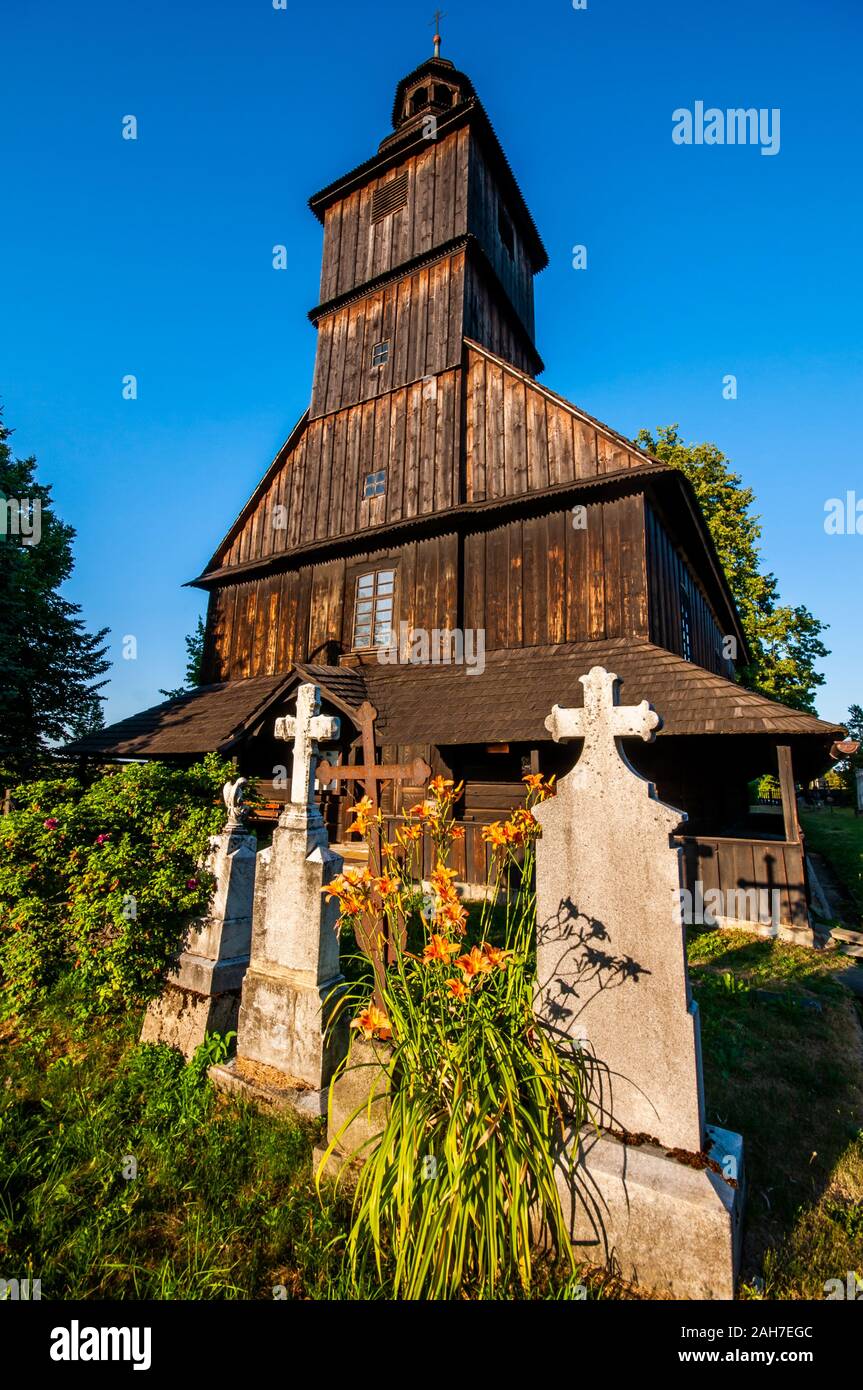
left=371, top=340, right=390, bottom=367
left=371, top=172, right=409, bottom=223
left=680, top=586, right=693, bottom=663
left=352, top=569, right=395, bottom=650
left=433, top=84, right=453, bottom=107
left=410, top=86, right=429, bottom=115
left=498, top=204, right=514, bottom=258
left=363, top=469, right=386, bottom=499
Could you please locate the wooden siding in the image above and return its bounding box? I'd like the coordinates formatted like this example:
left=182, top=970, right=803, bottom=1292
left=463, top=497, right=649, bottom=650
left=463, top=257, right=536, bottom=375
left=645, top=501, right=729, bottom=677
left=204, top=535, right=459, bottom=682
left=318, top=129, right=470, bottom=303
left=310, top=252, right=466, bottom=419
left=467, top=140, right=535, bottom=338
left=463, top=346, right=650, bottom=504
left=217, top=369, right=462, bottom=566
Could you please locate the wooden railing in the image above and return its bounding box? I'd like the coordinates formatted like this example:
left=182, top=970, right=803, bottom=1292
left=676, top=835, right=809, bottom=929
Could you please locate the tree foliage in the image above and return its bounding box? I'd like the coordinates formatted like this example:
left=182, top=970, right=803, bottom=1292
left=636, top=425, right=829, bottom=712
left=0, top=755, right=232, bottom=1030
left=0, top=414, right=110, bottom=778
left=159, top=616, right=206, bottom=701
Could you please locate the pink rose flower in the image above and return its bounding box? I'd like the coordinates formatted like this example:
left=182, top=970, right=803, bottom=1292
left=186, top=877, right=198, bottom=890
left=96, top=834, right=110, bottom=846
left=43, top=818, right=58, bottom=830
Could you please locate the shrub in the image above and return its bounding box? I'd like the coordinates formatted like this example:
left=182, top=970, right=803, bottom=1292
left=0, top=755, right=232, bottom=1027
left=320, top=775, right=591, bottom=1299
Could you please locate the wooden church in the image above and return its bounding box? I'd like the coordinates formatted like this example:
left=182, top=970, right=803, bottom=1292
left=71, top=44, right=844, bottom=930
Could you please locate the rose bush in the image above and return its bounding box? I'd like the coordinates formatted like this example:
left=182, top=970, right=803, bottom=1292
left=0, top=755, right=233, bottom=1029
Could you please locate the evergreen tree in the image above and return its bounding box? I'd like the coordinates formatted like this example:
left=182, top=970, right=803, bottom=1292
left=0, top=414, right=110, bottom=778
left=637, top=425, right=829, bottom=713
left=159, top=616, right=206, bottom=701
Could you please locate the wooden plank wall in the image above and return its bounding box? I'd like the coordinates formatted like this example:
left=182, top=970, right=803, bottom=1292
left=203, top=534, right=459, bottom=682
left=467, top=141, right=535, bottom=337
left=310, top=252, right=465, bottom=418
left=463, top=496, right=649, bottom=650
left=464, top=347, right=648, bottom=503
left=318, top=129, right=470, bottom=303
left=218, top=369, right=462, bottom=566
left=645, top=501, right=727, bottom=675
left=463, top=259, right=536, bottom=375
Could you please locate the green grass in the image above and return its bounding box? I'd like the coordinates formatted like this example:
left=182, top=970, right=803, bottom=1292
left=688, top=926, right=863, bottom=1298
left=800, top=806, right=863, bottom=915
left=2, top=928, right=861, bottom=1299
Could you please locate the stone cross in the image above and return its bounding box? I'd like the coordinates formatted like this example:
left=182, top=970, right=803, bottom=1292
left=274, top=684, right=340, bottom=808
left=545, top=667, right=660, bottom=764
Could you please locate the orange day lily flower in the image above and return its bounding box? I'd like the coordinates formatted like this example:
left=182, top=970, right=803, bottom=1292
left=351, top=1005, right=392, bottom=1041
left=422, top=934, right=459, bottom=965
left=446, top=977, right=470, bottom=1002
left=456, top=946, right=493, bottom=979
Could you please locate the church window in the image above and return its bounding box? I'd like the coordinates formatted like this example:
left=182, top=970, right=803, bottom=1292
left=680, top=586, right=693, bottom=662
left=352, top=569, right=395, bottom=650
left=410, top=86, right=429, bottom=115
left=433, top=84, right=453, bottom=107
left=371, top=340, right=390, bottom=367
left=498, top=203, right=514, bottom=257
left=363, top=469, right=386, bottom=498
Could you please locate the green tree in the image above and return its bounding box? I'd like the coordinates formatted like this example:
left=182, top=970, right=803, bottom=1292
left=835, top=704, right=863, bottom=797
left=159, top=616, right=206, bottom=701
left=636, top=424, right=829, bottom=712
left=0, top=415, right=110, bottom=779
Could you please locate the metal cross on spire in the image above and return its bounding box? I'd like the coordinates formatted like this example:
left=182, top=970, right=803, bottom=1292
left=430, top=9, right=446, bottom=57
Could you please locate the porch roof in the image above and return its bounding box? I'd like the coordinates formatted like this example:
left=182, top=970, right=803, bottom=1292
left=63, top=642, right=844, bottom=762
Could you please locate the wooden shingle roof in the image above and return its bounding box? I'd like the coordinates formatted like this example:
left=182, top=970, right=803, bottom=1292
left=361, top=640, right=844, bottom=745
left=63, top=675, right=296, bottom=760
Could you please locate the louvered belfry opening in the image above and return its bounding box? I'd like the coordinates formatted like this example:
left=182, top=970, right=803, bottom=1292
left=371, top=171, right=409, bottom=223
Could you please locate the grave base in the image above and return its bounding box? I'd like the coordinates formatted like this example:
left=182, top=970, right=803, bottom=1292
left=140, top=955, right=249, bottom=1060
left=314, top=1036, right=393, bottom=1178
left=208, top=1056, right=327, bottom=1118
left=553, top=1123, right=744, bottom=1299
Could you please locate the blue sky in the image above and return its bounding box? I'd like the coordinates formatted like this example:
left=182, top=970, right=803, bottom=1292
left=2, top=0, right=860, bottom=725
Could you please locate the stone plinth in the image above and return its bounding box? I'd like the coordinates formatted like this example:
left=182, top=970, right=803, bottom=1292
left=550, top=1124, right=745, bottom=1299
left=234, top=806, right=348, bottom=1095
left=141, top=824, right=256, bottom=1059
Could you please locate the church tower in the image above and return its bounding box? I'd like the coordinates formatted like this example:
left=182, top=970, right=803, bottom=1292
left=307, top=45, right=547, bottom=430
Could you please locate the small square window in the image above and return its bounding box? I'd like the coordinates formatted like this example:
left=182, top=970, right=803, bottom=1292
left=363, top=469, right=386, bottom=499
left=371, top=340, right=390, bottom=367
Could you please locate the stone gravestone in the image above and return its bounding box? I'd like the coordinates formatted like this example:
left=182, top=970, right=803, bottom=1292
left=211, top=684, right=348, bottom=1115
left=534, top=666, right=744, bottom=1299
left=141, top=779, right=256, bottom=1058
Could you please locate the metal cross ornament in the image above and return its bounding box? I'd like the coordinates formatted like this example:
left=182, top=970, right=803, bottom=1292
left=274, top=684, right=340, bottom=808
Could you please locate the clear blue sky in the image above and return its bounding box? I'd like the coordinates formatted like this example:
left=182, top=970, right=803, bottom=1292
left=2, top=0, right=860, bottom=726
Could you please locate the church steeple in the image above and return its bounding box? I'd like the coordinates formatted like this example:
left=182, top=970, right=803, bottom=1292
left=306, top=47, right=547, bottom=421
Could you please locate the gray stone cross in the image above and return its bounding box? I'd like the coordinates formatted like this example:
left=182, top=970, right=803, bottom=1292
left=274, top=683, right=340, bottom=807
left=545, top=666, right=659, bottom=780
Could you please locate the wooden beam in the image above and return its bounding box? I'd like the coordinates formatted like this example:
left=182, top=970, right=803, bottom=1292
left=776, top=744, right=799, bottom=844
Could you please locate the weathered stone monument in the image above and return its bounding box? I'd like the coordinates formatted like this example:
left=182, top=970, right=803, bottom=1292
left=535, top=666, right=744, bottom=1299
left=141, top=779, right=255, bottom=1058
left=211, top=684, right=348, bottom=1115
